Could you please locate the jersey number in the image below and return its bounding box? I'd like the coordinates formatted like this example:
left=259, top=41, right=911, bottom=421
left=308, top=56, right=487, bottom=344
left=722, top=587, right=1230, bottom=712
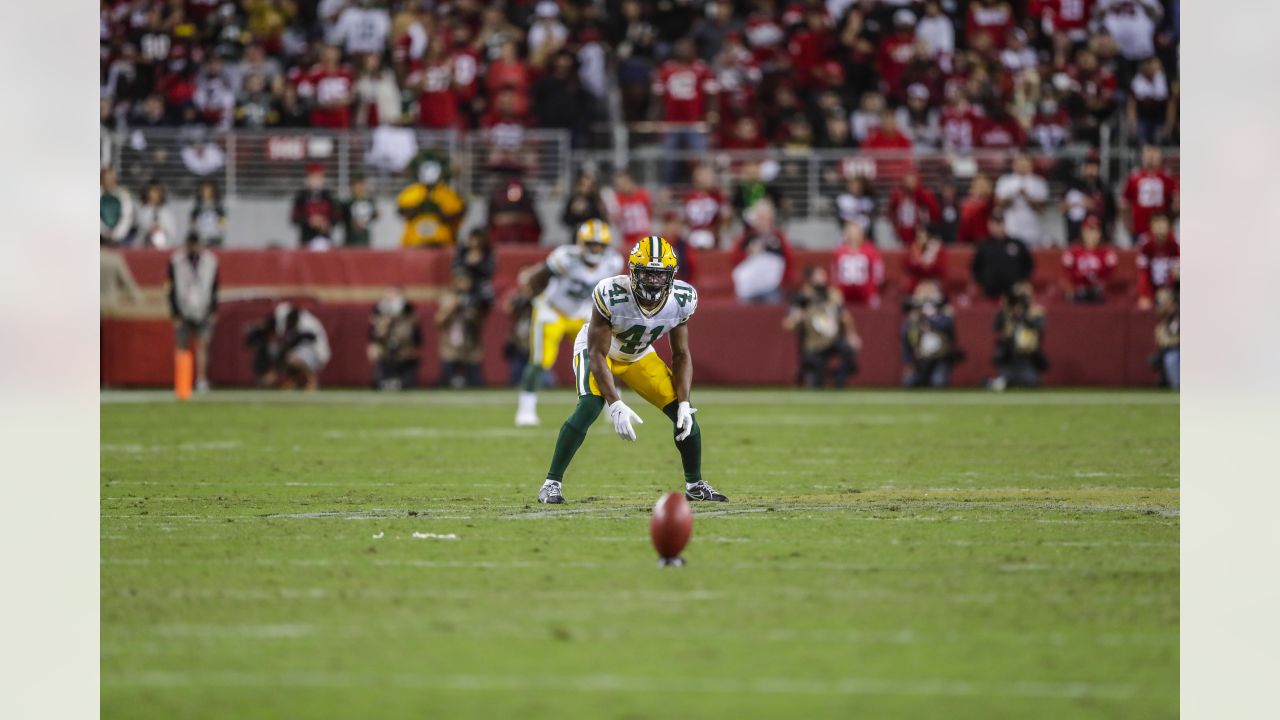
left=564, top=278, right=592, bottom=301
left=607, top=283, right=629, bottom=306
left=617, top=324, right=663, bottom=355
left=673, top=287, right=693, bottom=307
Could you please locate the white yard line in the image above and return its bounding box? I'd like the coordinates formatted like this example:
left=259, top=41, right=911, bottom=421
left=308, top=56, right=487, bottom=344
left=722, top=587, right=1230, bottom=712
left=100, top=670, right=1141, bottom=701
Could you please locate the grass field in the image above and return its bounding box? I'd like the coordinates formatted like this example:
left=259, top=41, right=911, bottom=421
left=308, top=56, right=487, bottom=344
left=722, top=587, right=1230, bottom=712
left=100, top=388, right=1179, bottom=719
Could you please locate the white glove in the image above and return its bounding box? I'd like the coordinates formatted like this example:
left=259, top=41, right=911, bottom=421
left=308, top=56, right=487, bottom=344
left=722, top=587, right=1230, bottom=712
left=608, top=400, right=644, bottom=441
left=674, top=401, right=698, bottom=441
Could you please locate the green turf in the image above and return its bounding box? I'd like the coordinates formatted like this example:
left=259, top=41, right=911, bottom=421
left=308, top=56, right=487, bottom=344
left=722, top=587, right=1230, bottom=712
left=100, top=389, right=1178, bottom=719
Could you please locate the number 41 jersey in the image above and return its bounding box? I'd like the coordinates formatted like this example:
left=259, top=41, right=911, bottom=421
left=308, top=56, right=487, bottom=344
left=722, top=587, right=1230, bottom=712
left=575, top=275, right=699, bottom=362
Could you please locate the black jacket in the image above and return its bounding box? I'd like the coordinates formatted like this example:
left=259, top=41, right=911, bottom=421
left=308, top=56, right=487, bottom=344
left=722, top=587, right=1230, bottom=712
left=971, top=235, right=1033, bottom=299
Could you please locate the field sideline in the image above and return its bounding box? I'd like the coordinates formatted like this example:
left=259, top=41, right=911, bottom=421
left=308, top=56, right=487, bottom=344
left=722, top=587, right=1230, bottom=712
left=101, top=388, right=1179, bottom=719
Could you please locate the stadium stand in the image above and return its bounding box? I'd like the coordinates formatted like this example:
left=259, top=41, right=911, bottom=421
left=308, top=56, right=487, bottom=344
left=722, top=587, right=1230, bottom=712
left=100, top=1, right=1180, bottom=387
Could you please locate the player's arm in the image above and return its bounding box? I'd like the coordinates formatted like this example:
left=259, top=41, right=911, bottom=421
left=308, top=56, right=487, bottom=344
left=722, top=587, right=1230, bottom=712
left=587, top=307, right=622, bottom=405
left=669, top=322, right=693, bottom=405
left=519, top=262, right=553, bottom=296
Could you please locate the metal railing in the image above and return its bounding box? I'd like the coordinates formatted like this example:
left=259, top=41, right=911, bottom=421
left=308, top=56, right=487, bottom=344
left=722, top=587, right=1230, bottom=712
left=104, top=127, right=573, bottom=201
left=103, top=126, right=1176, bottom=224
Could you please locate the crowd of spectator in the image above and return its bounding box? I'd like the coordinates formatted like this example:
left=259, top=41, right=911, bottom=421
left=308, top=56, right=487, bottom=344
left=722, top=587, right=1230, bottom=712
left=101, top=1, right=1179, bottom=154
left=100, top=1, right=1180, bottom=390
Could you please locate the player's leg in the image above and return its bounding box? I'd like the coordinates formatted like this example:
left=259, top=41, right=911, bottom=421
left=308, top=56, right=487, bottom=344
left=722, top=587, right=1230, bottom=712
left=516, top=313, right=564, bottom=426
left=538, top=349, right=609, bottom=504
left=617, top=354, right=727, bottom=502
left=194, top=322, right=213, bottom=392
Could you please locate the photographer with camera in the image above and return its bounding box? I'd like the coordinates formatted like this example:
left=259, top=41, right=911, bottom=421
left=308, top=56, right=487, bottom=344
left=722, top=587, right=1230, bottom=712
left=990, top=281, right=1048, bottom=391
left=783, top=266, right=861, bottom=389
left=368, top=288, right=423, bottom=390
left=901, top=280, right=961, bottom=388
left=243, top=303, right=330, bottom=390
left=1151, top=284, right=1180, bottom=389
left=436, top=271, right=490, bottom=388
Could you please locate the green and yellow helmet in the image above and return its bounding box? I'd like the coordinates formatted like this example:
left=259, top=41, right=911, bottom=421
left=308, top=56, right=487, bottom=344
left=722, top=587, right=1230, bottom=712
left=575, top=219, right=613, bottom=265
left=628, top=235, right=679, bottom=312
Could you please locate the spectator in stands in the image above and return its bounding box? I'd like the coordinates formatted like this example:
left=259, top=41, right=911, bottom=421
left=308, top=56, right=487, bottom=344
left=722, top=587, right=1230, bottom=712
left=166, top=233, right=219, bottom=393
left=971, top=210, right=1033, bottom=301
left=652, top=38, right=718, bottom=182
left=849, top=91, right=886, bottom=145
left=1136, top=213, right=1180, bottom=310
left=916, top=1, right=955, bottom=58
left=990, top=281, right=1048, bottom=391
left=353, top=52, right=402, bottom=128
left=341, top=176, right=378, bottom=248
left=889, top=171, right=940, bottom=247
left=189, top=180, right=226, bottom=248
left=784, top=266, right=861, bottom=389
left=398, top=152, right=465, bottom=248
left=731, top=200, right=793, bottom=304
left=834, top=173, right=878, bottom=236
left=863, top=109, right=914, bottom=152
left=901, top=280, right=959, bottom=389
left=134, top=180, right=177, bottom=249
left=897, top=84, right=941, bottom=150
left=330, top=0, right=391, bottom=57
left=528, top=1, right=570, bottom=69
left=1062, top=154, right=1115, bottom=245
left=235, top=73, right=276, bottom=129
left=534, top=49, right=591, bottom=147
left=833, top=223, right=885, bottom=308
left=608, top=170, right=653, bottom=245
left=682, top=164, right=730, bottom=249
left=487, top=163, right=542, bottom=245
left=300, top=45, right=356, bottom=129
left=100, top=168, right=134, bottom=246
left=905, top=225, right=947, bottom=295
left=995, top=153, right=1050, bottom=246
left=561, top=173, right=609, bottom=234
left=437, top=272, right=487, bottom=388
left=291, top=164, right=341, bottom=249
left=660, top=210, right=698, bottom=284
left=956, top=173, right=994, bottom=245
left=730, top=160, right=786, bottom=225
left=1062, top=216, right=1119, bottom=304
left=367, top=287, right=422, bottom=391
left=1151, top=284, right=1180, bottom=390
left=936, top=181, right=961, bottom=244
left=1097, top=0, right=1164, bottom=67
left=275, top=85, right=311, bottom=128
left=1122, top=145, right=1179, bottom=241
left=1128, top=56, right=1175, bottom=146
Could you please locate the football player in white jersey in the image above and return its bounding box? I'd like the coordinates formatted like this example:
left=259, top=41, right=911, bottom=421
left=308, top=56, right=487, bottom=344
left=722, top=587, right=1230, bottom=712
left=536, top=235, right=728, bottom=504
left=515, top=219, right=624, bottom=426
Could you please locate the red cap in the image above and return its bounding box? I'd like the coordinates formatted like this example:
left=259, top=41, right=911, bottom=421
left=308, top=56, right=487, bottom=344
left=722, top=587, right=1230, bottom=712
left=305, top=163, right=325, bottom=175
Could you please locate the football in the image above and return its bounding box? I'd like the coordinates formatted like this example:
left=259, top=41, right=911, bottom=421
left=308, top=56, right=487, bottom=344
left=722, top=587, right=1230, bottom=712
left=650, top=492, right=693, bottom=562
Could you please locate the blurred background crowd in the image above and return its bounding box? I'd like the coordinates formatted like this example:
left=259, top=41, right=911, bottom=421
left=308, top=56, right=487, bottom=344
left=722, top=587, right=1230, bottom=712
left=100, top=0, right=1179, bottom=390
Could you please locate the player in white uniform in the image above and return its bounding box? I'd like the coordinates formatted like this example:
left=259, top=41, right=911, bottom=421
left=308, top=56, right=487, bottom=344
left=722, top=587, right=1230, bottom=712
left=536, top=235, right=728, bottom=504
left=515, top=219, right=624, bottom=426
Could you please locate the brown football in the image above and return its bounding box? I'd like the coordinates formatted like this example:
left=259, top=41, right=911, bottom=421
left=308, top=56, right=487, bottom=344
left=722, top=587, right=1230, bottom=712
left=650, top=492, right=693, bottom=560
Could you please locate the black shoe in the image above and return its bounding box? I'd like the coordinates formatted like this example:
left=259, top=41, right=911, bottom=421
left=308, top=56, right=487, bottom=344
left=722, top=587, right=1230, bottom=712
left=538, top=481, right=566, bottom=504
left=685, top=480, right=728, bottom=502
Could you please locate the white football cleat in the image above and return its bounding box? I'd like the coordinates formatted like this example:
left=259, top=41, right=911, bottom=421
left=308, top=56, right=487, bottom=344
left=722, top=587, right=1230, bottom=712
left=515, top=391, right=540, bottom=426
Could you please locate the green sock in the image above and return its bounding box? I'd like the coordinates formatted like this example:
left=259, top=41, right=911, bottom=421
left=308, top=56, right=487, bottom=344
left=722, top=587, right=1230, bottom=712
left=520, top=362, right=543, bottom=393
left=662, top=401, right=702, bottom=484
left=545, top=395, right=605, bottom=482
